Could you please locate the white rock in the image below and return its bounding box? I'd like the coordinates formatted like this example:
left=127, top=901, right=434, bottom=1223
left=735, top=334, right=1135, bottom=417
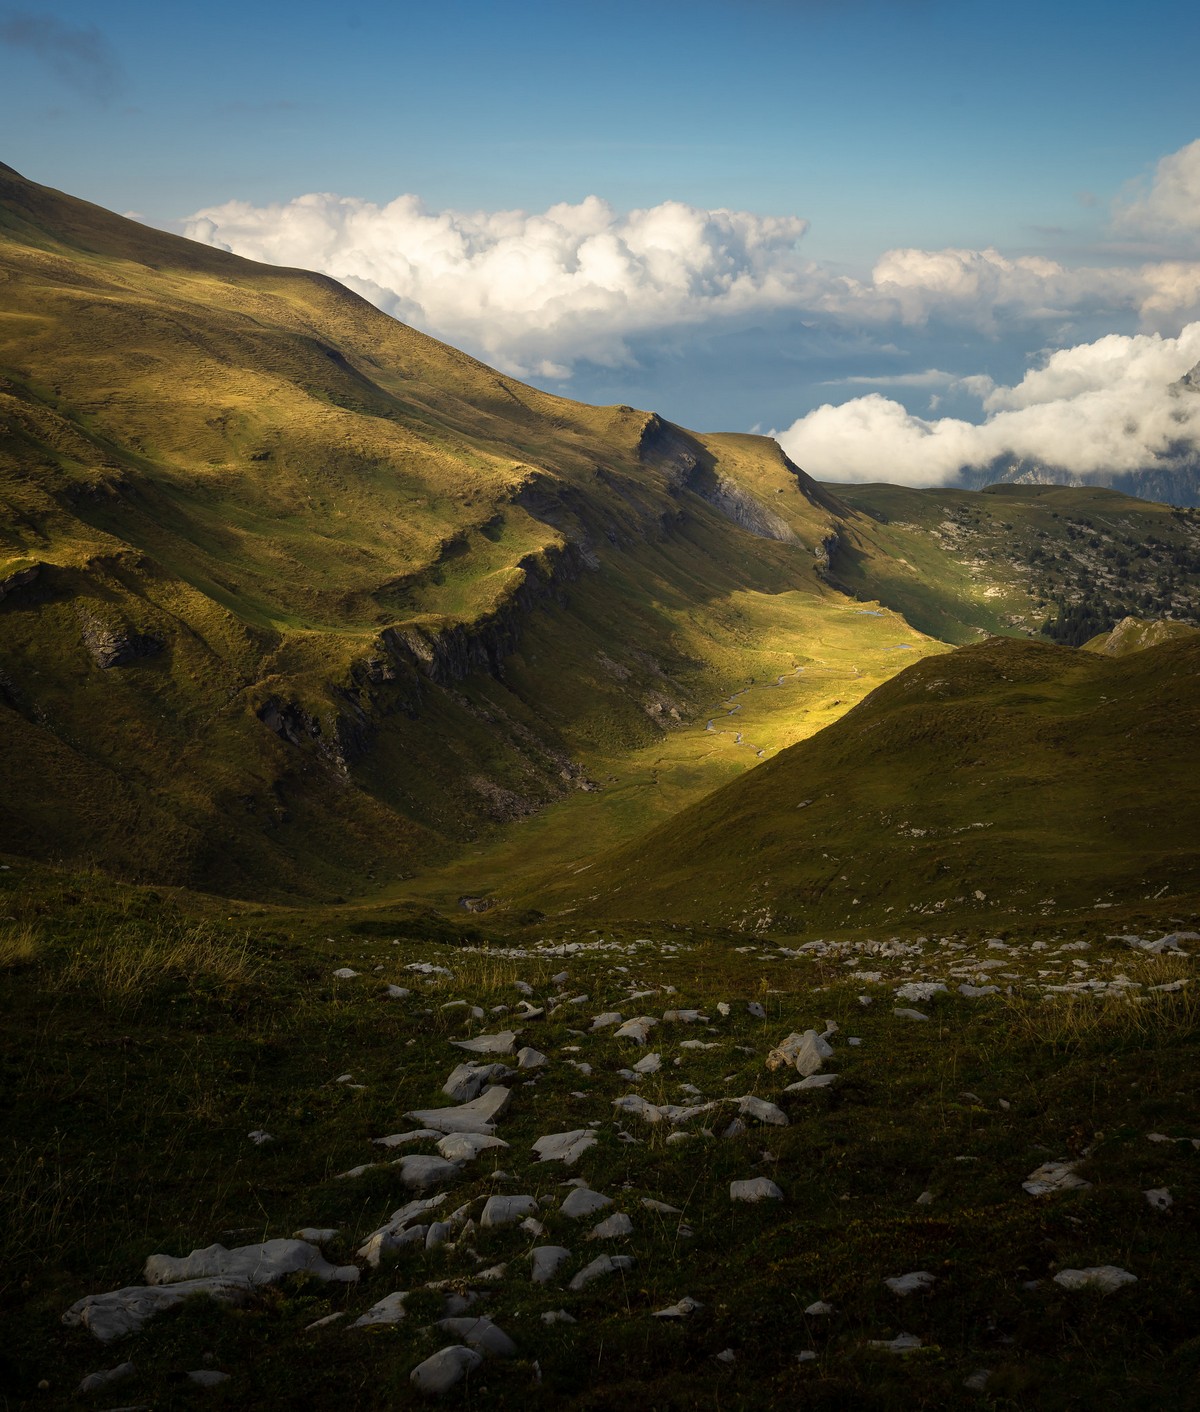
left=747, top=1002, right=766, bottom=1019
left=143, top=1239, right=358, bottom=1288
left=480, top=1194, right=538, bottom=1228
left=374, top=1129, right=443, bottom=1149
left=716, top=1347, right=736, bottom=1363
left=407, top=1086, right=511, bottom=1133
left=385, top=984, right=411, bottom=998
left=332, top=968, right=359, bottom=980
left=293, top=1227, right=338, bottom=1243
left=76, top=1362, right=136, bottom=1394
left=868, top=1333, right=923, bottom=1353
left=531, top=1246, right=572, bottom=1284
left=410, top=1345, right=482, bottom=1396
left=784, top=1073, right=838, bottom=1092
left=532, top=1129, right=598, bottom=1165
left=439, top=1315, right=517, bottom=1358
left=187, top=1370, right=230, bottom=1387
left=613, top=1016, right=658, bottom=1043
left=893, top=1007, right=929, bottom=1021
left=560, top=1188, right=613, bottom=1219
left=895, top=982, right=946, bottom=1003
left=640, top=1198, right=682, bottom=1214
left=398, top=1155, right=462, bottom=1190
left=541, top=1308, right=575, bottom=1324
left=516, top=1047, right=548, bottom=1069
left=1144, top=1187, right=1172, bottom=1211
left=568, top=1254, right=634, bottom=1291
left=1053, top=1266, right=1137, bottom=1293
left=663, top=1009, right=707, bottom=1023
left=590, top=1012, right=623, bottom=1030
left=247, top=1129, right=274, bottom=1145
left=915, top=1191, right=934, bottom=1206
left=436, top=1132, right=508, bottom=1163
left=588, top=1212, right=633, bottom=1240
left=717, top=1002, right=731, bottom=1016
left=1022, top=1160, right=1092, bottom=1197
left=451, top=1031, right=519, bottom=1055
left=307, top=1311, right=347, bottom=1330
left=804, top=1301, right=833, bottom=1315
left=963, top=1368, right=992, bottom=1391
left=652, top=1296, right=703, bottom=1318
left=442, top=1061, right=512, bottom=1102
left=730, top=1178, right=783, bottom=1203
left=738, top=1096, right=789, bottom=1127
left=679, top=1039, right=718, bottom=1050
left=884, top=1271, right=936, bottom=1296
left=353, top=1291, right=408, bottom=1327
left=632, top=1052, right=662, bottom=1074
left=63, top=1278, right=253, bottom=1342
left=959, top=984, right=999, bottom=998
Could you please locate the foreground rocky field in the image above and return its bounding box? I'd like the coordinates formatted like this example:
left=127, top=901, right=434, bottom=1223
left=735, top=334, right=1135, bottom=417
left=2, top=865, right=1196, bottom=1409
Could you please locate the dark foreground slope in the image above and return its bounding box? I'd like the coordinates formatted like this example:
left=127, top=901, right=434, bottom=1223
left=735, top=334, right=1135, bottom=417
left=536, top=634, right=1200, bottom=931
left=0, top=163, right=874, bottom=899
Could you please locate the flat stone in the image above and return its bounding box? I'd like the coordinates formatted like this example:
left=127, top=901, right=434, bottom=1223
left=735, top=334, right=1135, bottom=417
left=143, top=1239, right=358, bottom=1288
left=784, top=1073, right=837, bottom=1092
left=374, top=1129, right=443, bottom=1149
left=613, top=1016, right=658, bottom=1043
left=632, top=1052, right=662, bottom=1074
left=531, top=1246, right=573, bottom=1284
left=63, top=1278, right=254, bottom=1342
left=76, top=1362, right=137, bottom=1394
left=516, top=1047, right=548, bottom=1070
left=438, top=1316, right=517, bottom=1358
left=652, top=1296, right=703, bottom=1318
left=353, top=1291, right=408, bottom=1327
left=805, top=1301, right=834, bottom=1315
left=568, top=1254, right=634, bottom=1291
left=663, top=1009, right=707, bottom=1023
left=451, top=1031, right=519, bottom=1055
left=410, top=1345, right=483, bottom=1396
left=398, top=1155, right=462, bottom=1190
left=293, top=1227, right=338, bottom=1244
left=738, top=1095, right=789, bottom=1127
left=407, top=1086, right=511, bottom=1133
left=1022, top=1160, right=1092, bottom=1197
left=532, top=1129, right=597, bottom=1165
left=385, top=984, right=411, bottom=998
left=442, top=1062, right=512, bottom=1102
left=480, top=1194, right=538, bottom=1228
left=895, top=982, right=946, bottom=1002
left=332, top=968, right=359, bottom=979
left=1053, top=1266, right=1137, bottom=1293
left=640, top=1198, right=682, bottom=1214
left=884, top=1271, right=936, bottom=1296
left=730, top=1177, right=783, bottom=1203
left=590, top=1012, right=623, bottom=1030
left=436, top=1132, right=508, bottom=1163
left=588, top=1212, right=633, bottom=1240
left=893, top=1008, right=929, bottom=1021
left=560, top=1188, right=613, bottom=1219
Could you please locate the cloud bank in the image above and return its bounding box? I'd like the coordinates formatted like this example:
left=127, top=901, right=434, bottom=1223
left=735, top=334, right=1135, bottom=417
left=775, top=324, right=1200, bottom=485
left=184, top=194, right=812, bottom=378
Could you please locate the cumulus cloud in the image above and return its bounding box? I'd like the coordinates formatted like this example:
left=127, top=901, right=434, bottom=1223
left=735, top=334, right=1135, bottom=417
left=775, top=324, right=1200, bottom=486
left=1114, top=139, right=1200, bottom=250
left=184, top=193, right=813, bottom=378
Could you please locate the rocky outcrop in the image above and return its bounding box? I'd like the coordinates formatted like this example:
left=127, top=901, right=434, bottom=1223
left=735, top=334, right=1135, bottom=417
left=78, top=608, right=164, bottom=669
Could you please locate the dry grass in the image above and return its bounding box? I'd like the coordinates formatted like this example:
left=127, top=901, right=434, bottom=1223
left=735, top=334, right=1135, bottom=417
left=0, top=921, right=41, bottom=969
left=56, top=919, right=258, bottom=1009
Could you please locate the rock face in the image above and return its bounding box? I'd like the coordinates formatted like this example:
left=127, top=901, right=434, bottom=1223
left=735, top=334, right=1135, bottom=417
left=78, top=609, right=164, bottom=668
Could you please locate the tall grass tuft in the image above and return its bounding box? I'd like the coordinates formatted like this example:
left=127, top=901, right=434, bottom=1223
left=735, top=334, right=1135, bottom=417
left=58, top=920, right=258, bottom=1011
left=0, top=921, right=41, bottom=969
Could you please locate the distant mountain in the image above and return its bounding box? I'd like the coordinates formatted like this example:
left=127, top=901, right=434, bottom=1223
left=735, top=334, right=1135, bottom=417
left=959, top=362, right=1200, bottom=506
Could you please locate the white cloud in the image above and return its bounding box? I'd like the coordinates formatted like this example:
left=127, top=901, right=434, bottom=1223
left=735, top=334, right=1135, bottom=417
left=1114, top=139, right=1200, bottom=250
left=775, top=323, right=1200, bottom=486
left=183, top=193, right=813, bottom=377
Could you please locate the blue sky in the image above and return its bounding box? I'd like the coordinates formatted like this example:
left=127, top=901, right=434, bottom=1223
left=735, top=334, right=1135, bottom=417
left=5, top=0, right=1200, bottom=480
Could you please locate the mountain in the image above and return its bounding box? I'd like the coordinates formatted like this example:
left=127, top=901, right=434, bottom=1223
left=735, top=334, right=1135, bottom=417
left=0, top=162, right=934, bottom=899
left=535, top=632, right=1200, bottom=931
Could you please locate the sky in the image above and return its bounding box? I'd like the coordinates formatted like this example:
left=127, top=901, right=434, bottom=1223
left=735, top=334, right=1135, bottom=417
left=4, top=0, right=1200, bottom=484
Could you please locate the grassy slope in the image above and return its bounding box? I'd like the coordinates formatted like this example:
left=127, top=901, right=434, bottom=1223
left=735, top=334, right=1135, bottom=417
left=534, top=634, right=1200, bottom=933
left=0, top=163, right=929, bottom=900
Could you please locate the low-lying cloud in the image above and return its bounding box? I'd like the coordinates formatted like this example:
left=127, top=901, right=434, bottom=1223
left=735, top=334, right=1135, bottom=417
left=775, top=324, right=1200, bottom=485
left=184, top=194, right=813, bottom=378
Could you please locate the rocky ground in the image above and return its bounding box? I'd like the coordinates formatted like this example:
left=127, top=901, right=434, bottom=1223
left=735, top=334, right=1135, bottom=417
left=6, top=886, right=1196, bottom=1409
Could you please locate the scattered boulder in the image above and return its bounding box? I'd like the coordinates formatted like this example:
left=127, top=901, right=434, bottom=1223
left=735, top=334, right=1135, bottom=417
left=560, top=1188, right=613, bottom=1220
left=438, top=1316, right=517, bottom=1358
left=480, top=1195, right=538, bottom=1228
left=729, top=1178, right=783, bottom=1203
left=410, top=1345, right=482, bottom=1396
left=652, top=1296, right=703, bottom=1318
left=884, top=1271, right=936, bottom=1296
left=407, top=1086, right=511, bottom=1133
left=451, top=1031, right=519, bottom=1056
left=76, top=1362, right=136, bottom=1394
left=613, top=1016, right=658, bottom=1043
left=143, top=1239, right=357, bottom=1288
left=436, top=1132, right=508, bottom=1163
left=588, top=1212, right=633, bottom=1240
left=1053, top=1266, right=1137, bottom=1293
left=353, top=1291, right=408, bottom=1327
left=397, top=1155, right=461, bottom=1191
left=1022, top=1160, right=1092, bottom=1197
left=516, top=1047, right=548, bottom=1070
left=63, top=1278, right=253, bottom=1342
left=531, top=1246, right=573, bottom=1284
left=569, top=1254, right=634, bottom=1291
left=738, top=1096, right=789, bottom=1127
left=442, top=1062, right=512, bottom=1102
left=1145, top=1187, right=1173, bottom=1211
left=533, top=1130, right=597, bottom=1165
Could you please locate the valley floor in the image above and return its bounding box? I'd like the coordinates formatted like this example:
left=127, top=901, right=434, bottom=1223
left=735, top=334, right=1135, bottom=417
left=2, top=862, right=1197, bottom=1410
